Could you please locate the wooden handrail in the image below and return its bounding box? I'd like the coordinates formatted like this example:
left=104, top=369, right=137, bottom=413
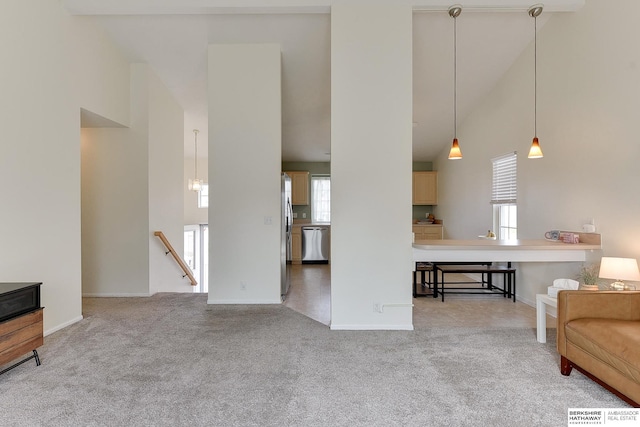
left=154, top=231, right=197, bottom=286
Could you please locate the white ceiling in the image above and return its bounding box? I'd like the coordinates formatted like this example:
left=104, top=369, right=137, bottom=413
left=64, top=1, right=581, bottom=161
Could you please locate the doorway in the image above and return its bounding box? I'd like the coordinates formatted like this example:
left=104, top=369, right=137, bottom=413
left=184, top=224, right=209, bottom=293
left=282, top=162, right=331, bottom=325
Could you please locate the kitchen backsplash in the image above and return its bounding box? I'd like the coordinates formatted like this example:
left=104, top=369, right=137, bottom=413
left=292, top=205, right=311, bottom=221
left=413, top=205, right=436, bottom=221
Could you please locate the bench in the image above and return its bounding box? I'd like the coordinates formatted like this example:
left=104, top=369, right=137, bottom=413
left=433, top=262, right=516, bottom=302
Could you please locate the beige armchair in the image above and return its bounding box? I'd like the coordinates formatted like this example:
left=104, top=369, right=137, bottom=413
left=557, top=290, right=640, bottom=407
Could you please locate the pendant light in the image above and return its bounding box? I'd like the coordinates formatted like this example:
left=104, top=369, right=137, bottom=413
left=188, top=129, right=203, bottom=192
left=448, top=5, right=462, bottom=160
left=528, top=4, right=544, bottom=159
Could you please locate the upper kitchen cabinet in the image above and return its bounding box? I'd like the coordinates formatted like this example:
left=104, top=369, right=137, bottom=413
left=285, top=171, right=309, bottom=205
left=412, top=171, right=437, bottom=205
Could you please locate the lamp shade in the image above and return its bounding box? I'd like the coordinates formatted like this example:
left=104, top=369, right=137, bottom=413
left=599, top=257, right=640, bottom=281
left=528, top=137, right=543, bottom=159
left=448, top=138, right=462, bottom=159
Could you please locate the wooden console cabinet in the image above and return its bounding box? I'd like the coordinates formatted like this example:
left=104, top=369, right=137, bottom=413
left=0, top=282, right=43, bottom=374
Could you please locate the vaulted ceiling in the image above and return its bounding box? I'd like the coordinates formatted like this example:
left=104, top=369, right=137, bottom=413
left=64, top=0, right=582, bottom=161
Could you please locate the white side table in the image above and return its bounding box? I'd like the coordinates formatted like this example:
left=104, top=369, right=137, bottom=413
left=536, top=293, right=557, bottom=343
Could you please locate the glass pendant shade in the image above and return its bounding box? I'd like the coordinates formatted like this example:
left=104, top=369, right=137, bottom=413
left=448, top=138, right=462, bottom=159
left=188, top=178, right=203, bottom=192
left=528, top=137, right=543, bottom=159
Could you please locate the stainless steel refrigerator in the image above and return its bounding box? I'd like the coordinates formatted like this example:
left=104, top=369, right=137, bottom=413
left=281, top=173, right=293, bottom=299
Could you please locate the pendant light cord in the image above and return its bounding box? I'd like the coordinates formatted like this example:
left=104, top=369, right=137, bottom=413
left=453, top=15, right=457, bottom=140
left=194, top=130, right=199, bottom=181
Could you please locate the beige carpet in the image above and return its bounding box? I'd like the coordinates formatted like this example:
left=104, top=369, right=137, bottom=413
left=1, top=294, right=627, bottom=426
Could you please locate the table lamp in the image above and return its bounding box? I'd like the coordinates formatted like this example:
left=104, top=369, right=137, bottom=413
left=598, top=257, right=640, bottom=291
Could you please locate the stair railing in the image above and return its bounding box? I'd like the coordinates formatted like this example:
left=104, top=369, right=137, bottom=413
left=154, top=231, right=197, bottom=286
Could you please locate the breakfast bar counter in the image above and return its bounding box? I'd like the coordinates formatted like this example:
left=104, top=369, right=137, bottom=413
left=413, top=238, right=601, bottom=263
left=413, top=236, right=601, bottom=301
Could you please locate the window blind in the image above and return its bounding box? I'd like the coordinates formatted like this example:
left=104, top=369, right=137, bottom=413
left=491, top=152, right=517, bottom=204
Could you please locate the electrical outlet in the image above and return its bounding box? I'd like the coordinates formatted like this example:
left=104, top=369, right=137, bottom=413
left=373, top=303, right=382, bottom=313
left=241, top=281, right=247, bottom=291
left=302, top=213, right=306, bottom=218
left=264, top=216, right=272, bottom=225
left=293, top=212, right=298, bottom=219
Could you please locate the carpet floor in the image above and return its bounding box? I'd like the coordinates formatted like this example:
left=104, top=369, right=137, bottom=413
left=1, top=293, right=627, bottom=426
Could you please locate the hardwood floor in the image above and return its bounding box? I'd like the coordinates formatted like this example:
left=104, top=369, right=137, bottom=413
left=284, top=264, right=331, bottom=326
left=284, top=264, right=552, bottom=331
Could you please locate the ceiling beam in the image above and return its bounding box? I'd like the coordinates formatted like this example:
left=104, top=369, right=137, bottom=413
left=63, top=0, right=584, bottom=15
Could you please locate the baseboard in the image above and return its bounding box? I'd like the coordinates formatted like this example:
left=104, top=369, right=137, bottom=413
left=82, top=293, right=153, bottom=297
left=207, top=299, right=282, bottom=305
left=518, top=295, right=536, bottom=307
left=44, top=315, right=83, bottom=337
left=330, top=324, right=414, bottom=331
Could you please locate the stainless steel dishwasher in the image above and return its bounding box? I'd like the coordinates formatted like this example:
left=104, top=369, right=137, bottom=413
left=301, top=226, right=329, bottom=263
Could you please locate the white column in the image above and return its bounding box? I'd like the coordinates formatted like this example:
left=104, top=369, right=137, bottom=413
left=208, top=44, right=282, bottom=304
left=330, top=5, right=413, bottom=330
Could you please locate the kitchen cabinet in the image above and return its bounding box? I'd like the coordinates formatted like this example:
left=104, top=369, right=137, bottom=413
left=285, top=171, right=309, bottom=206
left=412, top=224, right=443, bottom=240
left=291, top=226, right=302, bottom=264
left=412, top=171, right=437, bottom=205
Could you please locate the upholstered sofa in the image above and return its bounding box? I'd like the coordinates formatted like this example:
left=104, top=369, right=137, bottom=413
left=557, top=290, right=640, bottom=407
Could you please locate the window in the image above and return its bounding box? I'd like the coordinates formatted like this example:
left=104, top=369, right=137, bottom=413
left=198, top=184, right=209, bottom=208
left=496, top=204, right=517, bottom=240
left=311, top=175, right=330, bottom=223
left=491, top=152, right=517, bottom=240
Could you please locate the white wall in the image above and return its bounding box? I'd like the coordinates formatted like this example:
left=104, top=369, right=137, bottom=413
left=81, top=125, right=150, bottom=296
left=208, top=44, right=282, bottom=304
left=0, top=0, right=130, bottom=334
left=82, top=65, right=186, bottom=297
left=147, top=68, right=186, bottom=294
left=74, top=17, right=130, bottom=128
left=330, top=5, right=413, bottom=330
left=435, top=0, right=640, bottom=304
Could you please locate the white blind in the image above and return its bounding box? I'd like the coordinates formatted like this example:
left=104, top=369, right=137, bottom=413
left=491, top=152, right=517, bottom=204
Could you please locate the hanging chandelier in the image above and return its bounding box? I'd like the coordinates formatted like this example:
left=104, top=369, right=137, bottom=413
left=188, top=129, right=203, bottom=192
